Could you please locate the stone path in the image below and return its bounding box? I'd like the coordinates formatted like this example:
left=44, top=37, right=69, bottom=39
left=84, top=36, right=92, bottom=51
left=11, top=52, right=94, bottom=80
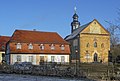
left=0, top=74, right=90, bottom=81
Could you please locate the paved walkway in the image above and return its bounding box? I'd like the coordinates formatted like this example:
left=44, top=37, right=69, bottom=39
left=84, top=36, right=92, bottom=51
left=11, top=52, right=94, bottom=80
left=0, top=74, right=90, bottom=81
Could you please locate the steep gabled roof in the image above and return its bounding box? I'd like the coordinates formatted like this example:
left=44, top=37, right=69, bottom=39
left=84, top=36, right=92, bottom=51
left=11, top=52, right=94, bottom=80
left=0, top=36, right=10, bottom=51
left=10, top=30, right=68, bottom=44
left=65, top=19, right=110, bottom=40
left=65, top=22, right=91, bottom=40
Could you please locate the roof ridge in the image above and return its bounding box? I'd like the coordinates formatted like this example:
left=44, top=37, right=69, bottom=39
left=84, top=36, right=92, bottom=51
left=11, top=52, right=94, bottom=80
left=10, top=29, right=69, bottom=44
left=65, top=21, right=92, bottom=40
left=15, top=29, right=57, bottom=33
left=0, top=36, right=11, bottom=38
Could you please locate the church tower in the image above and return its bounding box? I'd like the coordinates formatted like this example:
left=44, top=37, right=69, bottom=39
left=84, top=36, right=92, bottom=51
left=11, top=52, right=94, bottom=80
left=71, top=7, right=80, bottom=33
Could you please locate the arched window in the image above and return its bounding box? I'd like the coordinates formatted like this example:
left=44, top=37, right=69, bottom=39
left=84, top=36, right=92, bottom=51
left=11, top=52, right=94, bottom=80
left=17, top=43, right=21, bottom=49
left=101, top=43, right=104, bottom=48
left=94, top=53, right=98, bottom=62
left=61, top=45, right=65, bottom=50
left=94, top=42, right=97, bottom=48
left=28, top=43, right=33, bottom=49
left=40, top=44, right=44, bottom=50
left=86, top=43, right=89, bottom=47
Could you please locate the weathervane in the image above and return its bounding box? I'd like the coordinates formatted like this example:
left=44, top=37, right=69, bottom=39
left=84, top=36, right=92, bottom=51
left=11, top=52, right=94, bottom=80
left=74, top=6, right=77, bottom=13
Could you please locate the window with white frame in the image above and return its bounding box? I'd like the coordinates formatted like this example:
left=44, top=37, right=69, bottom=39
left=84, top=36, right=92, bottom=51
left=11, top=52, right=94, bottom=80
left=40, top=56, right=44, bottom=62
left=61, top=56, right=65, bottom=63
left=17, top=55, right=21, bottom=62
left=29, top=56, right=33, bottom=62
left=40, top=44, right=44, bottom=50
left=61, top=45, right=65, bottom=50
left=51, top=56, right=55, bottom=62
left=17, top=43, right=21, bottom=49
left=28, top=43, right=33, bottom=49
left=51, top=44, right=55, bottom=50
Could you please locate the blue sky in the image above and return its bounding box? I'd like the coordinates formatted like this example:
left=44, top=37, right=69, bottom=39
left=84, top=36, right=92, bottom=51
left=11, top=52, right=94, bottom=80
left=0, top=0, right=120, bottom=38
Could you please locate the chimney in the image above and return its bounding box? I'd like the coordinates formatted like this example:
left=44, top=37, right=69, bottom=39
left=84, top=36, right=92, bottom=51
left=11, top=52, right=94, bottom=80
left=33, top=29, right=36, bottom=31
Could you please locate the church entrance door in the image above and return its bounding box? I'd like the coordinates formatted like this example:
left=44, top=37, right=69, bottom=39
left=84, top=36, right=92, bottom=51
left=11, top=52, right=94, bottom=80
left=94, top=53, right=98, bottom=62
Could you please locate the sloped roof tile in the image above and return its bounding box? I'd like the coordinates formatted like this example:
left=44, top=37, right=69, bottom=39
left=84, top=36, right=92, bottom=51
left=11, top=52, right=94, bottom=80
left=65, top=22, right=91, bottom=40
left=10, top=30, right=68, bottom=44
left=0, top=36, right=10, bottom=51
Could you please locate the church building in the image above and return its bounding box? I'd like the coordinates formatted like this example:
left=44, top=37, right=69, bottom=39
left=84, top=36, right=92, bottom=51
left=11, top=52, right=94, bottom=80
left=65, top=8, right=110, bottom=63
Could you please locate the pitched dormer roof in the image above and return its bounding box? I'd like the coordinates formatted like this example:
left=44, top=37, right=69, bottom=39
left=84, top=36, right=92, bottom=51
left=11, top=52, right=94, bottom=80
left=65, top=19, right=110, bottom=40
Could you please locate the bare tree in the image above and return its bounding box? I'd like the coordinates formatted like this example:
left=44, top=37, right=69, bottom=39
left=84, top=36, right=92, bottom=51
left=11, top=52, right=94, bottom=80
left=106, top=22, right=120, bottom=47
left=106, top=9, right=120, bottom=62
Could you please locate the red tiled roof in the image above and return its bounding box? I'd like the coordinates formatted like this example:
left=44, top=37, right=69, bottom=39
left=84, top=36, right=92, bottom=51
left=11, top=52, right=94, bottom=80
left=0, top=36, right=10, bottom=51
left=10, top=30, right=68, bottom=44
left=9, top=30, right=70, bottom=54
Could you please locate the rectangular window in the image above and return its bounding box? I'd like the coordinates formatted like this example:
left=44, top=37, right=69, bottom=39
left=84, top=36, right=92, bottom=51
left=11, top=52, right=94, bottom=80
left=61, top=56, right=65, bottom=63
left=51, top=56, right=55, bottom=62
left=40, top=56, right=44, bottom=62
left=73, top=39, right=78, bottom=46
left=29, top=56, right=33, bottom=62
left=17, top=55, right=21, bottom=62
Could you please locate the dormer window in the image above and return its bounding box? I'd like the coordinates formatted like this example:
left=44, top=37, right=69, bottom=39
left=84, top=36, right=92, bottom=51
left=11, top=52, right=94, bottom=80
left=28, top=43, right=33, bottom=49
left=51, top=44, right=55, bottom=50
left=17, top=43, right=21, bottom=49
left=2, top=45, right=5, bottom=50
left=40, top=44, right=44, bottom=50
left=61, top=45, right=65, bottom=50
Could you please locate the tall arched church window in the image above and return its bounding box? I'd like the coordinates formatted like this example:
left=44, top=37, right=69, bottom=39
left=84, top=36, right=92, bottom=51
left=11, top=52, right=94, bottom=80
left=101, top=43, right=104, bottom=48
left=86, top=43, right=89, bottom=47
left=94, top=42, right=97, bottom=48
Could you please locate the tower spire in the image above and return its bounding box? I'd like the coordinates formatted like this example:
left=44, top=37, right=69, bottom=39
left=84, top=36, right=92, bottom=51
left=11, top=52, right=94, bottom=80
left=71, top=7, right=80, bottom=33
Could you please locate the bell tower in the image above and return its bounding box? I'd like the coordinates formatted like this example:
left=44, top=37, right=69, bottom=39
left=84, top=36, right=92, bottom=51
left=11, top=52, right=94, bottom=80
left=71, top=7, right=80, bottom=33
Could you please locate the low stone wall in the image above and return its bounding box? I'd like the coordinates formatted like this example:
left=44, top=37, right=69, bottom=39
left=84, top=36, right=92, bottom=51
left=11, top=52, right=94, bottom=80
left=2, top=63, right=86, bottom=79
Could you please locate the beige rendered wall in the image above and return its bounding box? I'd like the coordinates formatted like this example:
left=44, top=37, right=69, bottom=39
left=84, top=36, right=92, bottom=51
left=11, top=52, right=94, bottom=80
left=80, top=34, right=110, bottom=63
